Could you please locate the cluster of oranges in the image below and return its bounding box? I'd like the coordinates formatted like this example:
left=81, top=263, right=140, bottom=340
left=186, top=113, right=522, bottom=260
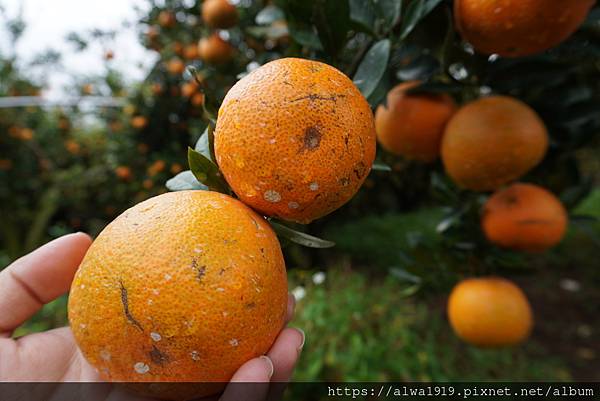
left=70, top=54, right=377, bottom=399
left=374, top=0, right=594, bottom=348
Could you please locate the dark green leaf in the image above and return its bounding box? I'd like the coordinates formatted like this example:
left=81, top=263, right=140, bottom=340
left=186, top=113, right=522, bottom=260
left=399, top=0, right=441, bottom=40
left=349, top=0, right=377, bottom=34
left=353, top=39, right=391, bottom=98
left=270, top=221, right=335, bottom=248
left=166, top=170, right=208, bottom=191
left=287, top=22, right=323, bottom=50
left=187, top=147, right=229, bottom=193
left=374, top=0, right=402, bottom=32
left=313, top=0, right=351, bottom=57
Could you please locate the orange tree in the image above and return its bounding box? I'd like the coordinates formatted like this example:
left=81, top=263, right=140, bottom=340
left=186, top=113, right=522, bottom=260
left=134, top=0, right=600, bottom=276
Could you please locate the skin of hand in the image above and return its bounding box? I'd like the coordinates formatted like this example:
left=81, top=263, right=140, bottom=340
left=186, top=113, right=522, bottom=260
left=0, top=233, right=304, bottom=401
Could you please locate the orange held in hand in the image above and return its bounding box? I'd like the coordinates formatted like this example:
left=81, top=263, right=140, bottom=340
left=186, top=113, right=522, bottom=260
left=454, top=0, right=594, bottom=57
left=482, top=183, right=568, bottom=252
left=68, top=191, right=288, bottom=399
left=375, top=81, right=456, bottom=162
left=214, top=58, right=376, bottom=224
left=201, top=0, right=238, bottom=29
left=447, top=277, right=533, bottom=347
left=441, top=95, right=548, bottom=191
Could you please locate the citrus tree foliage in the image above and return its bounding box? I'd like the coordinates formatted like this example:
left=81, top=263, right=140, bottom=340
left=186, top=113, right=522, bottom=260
left=2, top=1, right=599, bottom=272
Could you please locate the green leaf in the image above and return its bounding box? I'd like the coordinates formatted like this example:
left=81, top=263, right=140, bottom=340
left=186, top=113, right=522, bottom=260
left=372, top=161, right=392, bottom=172
left=313, top=0, right=351, bottom=57
left=187, top=147, right=229, bottom=193
left=349, top=0, right=377, bottom=34
left=399, top=0, right=442, bottom=40
left=255, top=5, right=285, bottom=25
left=374, top=0, right=402, bottom=32
left=194, top=125, right=216, bottom=162
left=353, top=39, right=391, bottom=98
left=166, top=170, right=208, bottom=191
left=270, top=221, right=335, bottom=248
left=287, top=22, right=323, bottom=50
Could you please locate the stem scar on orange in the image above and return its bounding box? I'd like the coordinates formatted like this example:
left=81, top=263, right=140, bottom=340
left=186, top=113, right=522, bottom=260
left=441, top=95, right=548, bottom=192
left=447, top=277, right=533, bottom=347
left=482, top=183, right=568, bottom=252
left=68, top=191, right=288, bottom=400
left=214, top=58, right=376, bottom=224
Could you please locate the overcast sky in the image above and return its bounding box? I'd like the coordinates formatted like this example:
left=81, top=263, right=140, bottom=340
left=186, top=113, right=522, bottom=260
left=1, top=0, right=156, bottom=99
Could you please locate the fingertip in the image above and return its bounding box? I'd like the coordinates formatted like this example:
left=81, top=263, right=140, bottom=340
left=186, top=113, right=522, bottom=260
left=259, top=355, right=274, bottom=379
left=230, top=355, right=273, bottom=383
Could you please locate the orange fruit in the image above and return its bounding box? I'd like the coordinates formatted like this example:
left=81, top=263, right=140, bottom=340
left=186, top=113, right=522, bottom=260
left=131, top=116, right=148, bottom=129
left=183, top=43, right=199, bottom=60
left=441, top=96, right=548, bottom=191
left=454, top=0, right=594, bottom=57
left=82, top=84, right=93, bottom=95
left=198, top=34, right=234, bottom=65
left=0, top=159, right=13, bottom=171
left=115, top=166, right=132, bottom=181
left=151, top=83, right=163, bottom=95
left=158, top=10, right=176, bottom=28
left=448, top=277, right=533, bottom=347
left=214, top=58, right=376, bottom=224
left=167, top=58, right=186, bottom=75
left=68, top=191, right=287, bottom=399
left=181, top=81, right=198, bottom=98
left=201, top=0, right=238, bottom=29
left=147, top=160, right=167, bottom=177
left=191, top=93, right=205, bottom=106
left=482, top=183, right=568, bottom=252
left=142, top=178, right=154, bottom=190
left=170, top=163, right=184, bottom=174
left=138, top=143, right=150, bottom=154
left=375, top=81, right=457, bottom=162
left=65, top=140, right=81, bottom=155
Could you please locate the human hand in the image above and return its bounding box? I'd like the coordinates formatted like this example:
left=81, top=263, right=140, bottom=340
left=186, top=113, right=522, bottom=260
left=0, top=233, right=304, bottom=400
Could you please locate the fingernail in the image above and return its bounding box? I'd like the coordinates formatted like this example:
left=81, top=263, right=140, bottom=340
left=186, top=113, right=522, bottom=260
left=259, top=355, right=274, bottom=379
left=295, top=328, right=305, bottom=353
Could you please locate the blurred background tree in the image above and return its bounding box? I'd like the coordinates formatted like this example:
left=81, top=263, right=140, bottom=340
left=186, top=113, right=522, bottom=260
left=1, top=0, right=599, bottom=392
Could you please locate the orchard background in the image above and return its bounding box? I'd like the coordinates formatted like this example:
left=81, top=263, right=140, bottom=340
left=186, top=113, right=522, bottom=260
left=1, top=0, right=599, bottom=393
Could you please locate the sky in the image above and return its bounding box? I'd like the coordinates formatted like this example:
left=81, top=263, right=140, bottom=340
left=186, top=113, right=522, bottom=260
left=0, top=0, right=157, bottom=100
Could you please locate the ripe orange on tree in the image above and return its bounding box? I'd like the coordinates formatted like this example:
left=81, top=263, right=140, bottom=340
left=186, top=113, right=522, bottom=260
left=482, top=183, right=568, bottom=252
left=0, top=159, right=13, bottom=171
left=198, top=34, right=234, bottom=65
left=454, top=0, right=595, bottom=57
left=214, top=58, right=376, bottom=224
left=167, top=58, right=186, bottom=75
left=375, top=81, right=457, bottom=162
left=147, top=160, right=167, bottom=177
left=191, top=93, right=205, bottom=106
left=115, top=166, right=132, bottom=181
left=183, top=43, right=199, bottom=60
left=181, top=81, right=198, bottom=98
left=158, top=10, right=176, bottom=28
left=131, top=116, right=148, bottom=129
left=447, top=277, right=533, bottom=347
left=201, top=0, right=238, bottom=29
left=170, top=163, right=184, bottom=174
left=441, top=95, right=548, bottom=191
left=64, top=140, right=81, bottom=155
left=69, top=191, right=287, bottom=399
